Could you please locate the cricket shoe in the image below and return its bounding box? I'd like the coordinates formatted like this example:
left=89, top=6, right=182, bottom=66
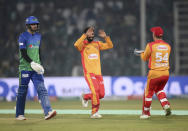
left=140, top=115, right=150, bottom=119
left=16, top=115, right=26, bottom=120
left=164, top=105, right=171, bottom=116
left=45, top=110, right=57, bottom=120
left=81, top=94, right=88, bottom=108
left=90, top=112, right=102, bottom=119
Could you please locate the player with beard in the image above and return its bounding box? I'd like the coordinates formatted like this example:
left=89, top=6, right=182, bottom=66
left=16, top=16, right=56, bottom=120
left=74, top=27, right=113, bottom=118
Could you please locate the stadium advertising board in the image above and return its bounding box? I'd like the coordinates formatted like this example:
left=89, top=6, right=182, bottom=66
left=0, top=76, right=188, bottom=101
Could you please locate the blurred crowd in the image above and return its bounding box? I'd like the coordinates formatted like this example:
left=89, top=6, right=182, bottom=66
left=0, top=0, right=174, bottom=77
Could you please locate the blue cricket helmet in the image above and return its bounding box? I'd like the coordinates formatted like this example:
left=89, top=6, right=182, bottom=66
left=25, top=16, right=39, bottom=25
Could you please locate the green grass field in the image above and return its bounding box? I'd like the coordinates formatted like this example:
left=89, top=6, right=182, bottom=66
left=0, top=99, right=188, bottom=131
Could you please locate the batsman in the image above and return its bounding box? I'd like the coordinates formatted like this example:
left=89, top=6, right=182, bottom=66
left=134, top=26, right=172, bottom=119
left=16, top=16, right=56, bottom=120
left=74, top=27, right=113, bottom=118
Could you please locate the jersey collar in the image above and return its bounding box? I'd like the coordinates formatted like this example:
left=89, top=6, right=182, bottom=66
left=154, top=39, right=164, bottom=43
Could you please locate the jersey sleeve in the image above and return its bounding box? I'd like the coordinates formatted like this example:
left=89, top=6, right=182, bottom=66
left=98, top=36, right=113, bottom=50
left=18, top=34, right=27, bottom=49
left=74, top=34, right=87, bottom=51
left=140, top=43, right=151, bottom=61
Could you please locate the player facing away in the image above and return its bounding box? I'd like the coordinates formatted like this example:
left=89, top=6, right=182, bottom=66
left=134, top=26, right=172, bottom=119
left=74, top=27, right=113, bottom=118
left=16, top=16, right=56, bottom=120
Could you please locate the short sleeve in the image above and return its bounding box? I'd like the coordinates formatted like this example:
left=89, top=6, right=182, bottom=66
left=18, top=34, right=26, bottom=49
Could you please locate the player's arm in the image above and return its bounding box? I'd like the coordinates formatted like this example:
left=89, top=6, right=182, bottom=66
left=74, top=34, right=87, bottom=51
left=98, top=30, right=113, bottom=50
left=20, top=49, right=32, bottom=63
left=140, top=44, right=151, bottom=61
left=19, top=34, right=32, bottom=63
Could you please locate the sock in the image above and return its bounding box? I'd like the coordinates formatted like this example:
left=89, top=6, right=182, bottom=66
left=143, top=97, right=152, bottom=116
left=92, top=104, right=99, bottom=114
left=156, top=90, right=170, bottom=108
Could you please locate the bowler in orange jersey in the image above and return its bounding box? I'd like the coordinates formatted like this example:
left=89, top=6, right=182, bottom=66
left=135, top=26, right=172, bottom=119
left=74, top=27, right=113, bottom=118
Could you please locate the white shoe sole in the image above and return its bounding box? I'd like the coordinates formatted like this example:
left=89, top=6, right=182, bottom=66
left=16, top=116, right=26, bottom=120
left=90, top=116, right=102, bottom=119
left=45, top=110, right=57, bottom=120
left=90, top=113, right=102, bottom=119
left=140, top=115, right=150, bottom=119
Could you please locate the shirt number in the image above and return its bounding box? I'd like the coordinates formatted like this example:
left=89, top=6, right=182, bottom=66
left=156, top=52, right=168, bottom=62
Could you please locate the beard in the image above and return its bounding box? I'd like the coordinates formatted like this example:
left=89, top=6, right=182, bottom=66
left=31, top=28, right=38, bottom=32
left=27, top=24, right=39, bottom=33
left=31, top=26, right=39, bottom=32
left=87, top=37, right=94, bottom=42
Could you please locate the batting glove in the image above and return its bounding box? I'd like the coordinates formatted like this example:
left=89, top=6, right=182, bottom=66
left=30, top=61, right=44, bottom=74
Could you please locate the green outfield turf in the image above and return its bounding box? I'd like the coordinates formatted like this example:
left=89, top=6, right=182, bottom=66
left=0, top=99, right=188, bottom=131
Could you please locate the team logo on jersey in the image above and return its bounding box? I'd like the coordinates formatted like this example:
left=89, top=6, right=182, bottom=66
left=29, top=44, right=33, bottom=48
left=28, top=43, right=39, bottom=48
left=88, top=54, right=98, bottom=59
left=157, top=45, right=168, bottom=50
left=28, top=40, right=40, bottom=48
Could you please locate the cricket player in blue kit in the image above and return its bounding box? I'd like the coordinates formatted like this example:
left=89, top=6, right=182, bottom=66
left=16, top=16, right=56, bottom=120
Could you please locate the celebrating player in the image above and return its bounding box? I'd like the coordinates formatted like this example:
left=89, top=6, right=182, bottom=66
left=74, top=27, right=113, bottom=118
left=16, top=16, right=56, bottom=120
left=134, top=26, right=171, bottom=119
